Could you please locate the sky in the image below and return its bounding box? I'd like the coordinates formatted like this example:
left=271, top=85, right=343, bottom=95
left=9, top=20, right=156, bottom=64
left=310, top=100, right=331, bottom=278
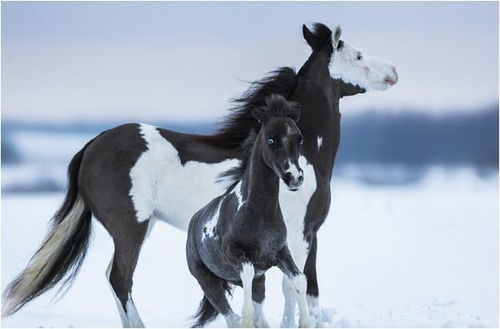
left=1, top=2, right=499, bottom=123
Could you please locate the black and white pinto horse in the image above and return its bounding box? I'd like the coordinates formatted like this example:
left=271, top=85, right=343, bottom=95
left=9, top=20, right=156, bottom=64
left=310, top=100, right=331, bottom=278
left=187, top=94, right=308, bottom=328
left=2, top=23, right=398, bottom=327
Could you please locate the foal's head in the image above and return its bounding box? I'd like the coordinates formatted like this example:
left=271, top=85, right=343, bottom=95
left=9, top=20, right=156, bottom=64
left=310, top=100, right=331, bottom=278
left=251, top=94, right=304, bottom=191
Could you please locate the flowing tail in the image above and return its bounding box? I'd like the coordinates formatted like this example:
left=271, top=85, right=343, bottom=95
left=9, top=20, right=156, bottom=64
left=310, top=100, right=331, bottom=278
left=192, top=281, right=232, bottom=327
left=2, top=139, right=95, bottom=317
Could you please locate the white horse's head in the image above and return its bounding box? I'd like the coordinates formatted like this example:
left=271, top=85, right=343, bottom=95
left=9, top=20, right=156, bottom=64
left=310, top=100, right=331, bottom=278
left=330, top=27, right=398, bottom=91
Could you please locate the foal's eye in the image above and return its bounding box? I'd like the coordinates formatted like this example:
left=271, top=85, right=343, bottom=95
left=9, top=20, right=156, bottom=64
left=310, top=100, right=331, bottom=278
left=357, top=53, right=363, bottom=61
left=267, top=137, right=275, bottom=145
left=298, top=137, right=304, bottom=145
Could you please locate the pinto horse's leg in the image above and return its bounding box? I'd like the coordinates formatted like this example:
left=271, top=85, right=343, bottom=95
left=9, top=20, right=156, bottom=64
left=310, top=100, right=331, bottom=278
left=277, top=247, right=311, bottom=328
left=281, top=275, right=297, bottom=327
left=281, top=247, right=309, bottom=328
left=252, top=275, right=270, bottom=328
left=106, top=221, right=148, bottom=328
left=303, top=235, right=321, bottom=327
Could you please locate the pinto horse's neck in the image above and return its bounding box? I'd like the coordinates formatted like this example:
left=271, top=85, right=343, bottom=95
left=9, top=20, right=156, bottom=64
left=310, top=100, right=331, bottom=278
left=298, top=50, right=332, bottom=86
left=243, top=136, right=280, bottom=216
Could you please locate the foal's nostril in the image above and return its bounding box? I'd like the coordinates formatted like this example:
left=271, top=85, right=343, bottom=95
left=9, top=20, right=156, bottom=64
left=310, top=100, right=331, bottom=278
left=298, top=175, right=304, bottom=183
left=284, top=172, right=293, bottom=182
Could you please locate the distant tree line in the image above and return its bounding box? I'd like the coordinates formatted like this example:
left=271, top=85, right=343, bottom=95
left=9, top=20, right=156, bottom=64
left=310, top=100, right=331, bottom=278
left=2, top=105, right=498, bottom=169
left=336, top=106, right=498, bottom=169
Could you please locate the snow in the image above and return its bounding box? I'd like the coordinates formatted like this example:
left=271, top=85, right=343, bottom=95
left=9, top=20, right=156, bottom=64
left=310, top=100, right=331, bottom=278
left=1, top=168, right=498, bottom=327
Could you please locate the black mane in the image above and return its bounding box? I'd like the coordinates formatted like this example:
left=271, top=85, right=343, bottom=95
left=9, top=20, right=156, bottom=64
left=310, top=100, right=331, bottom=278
left=217, top=129, right=258, bottom=187
left=196, top=67, right=298, bottom=149
left=218, top=94, right=298, bottom=186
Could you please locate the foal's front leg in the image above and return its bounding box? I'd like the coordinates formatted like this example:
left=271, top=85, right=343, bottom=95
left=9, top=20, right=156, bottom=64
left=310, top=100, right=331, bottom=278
left=226, top=242, right=256, bottom=327
left=277, top=247, right=311, bottom=328
left=240, top=262, right=256, bottom=327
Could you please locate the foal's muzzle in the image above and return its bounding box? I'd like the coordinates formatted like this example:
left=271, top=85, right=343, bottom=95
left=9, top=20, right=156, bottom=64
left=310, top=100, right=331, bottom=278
left=283, top=171, right=304, bottom=191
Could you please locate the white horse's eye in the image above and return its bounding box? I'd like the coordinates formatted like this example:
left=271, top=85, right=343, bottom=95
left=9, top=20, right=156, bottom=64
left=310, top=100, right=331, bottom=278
left=357, top=53, right=363, bottom=61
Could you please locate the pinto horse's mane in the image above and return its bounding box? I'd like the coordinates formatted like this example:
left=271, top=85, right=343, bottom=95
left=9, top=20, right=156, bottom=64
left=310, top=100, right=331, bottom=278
left=196, top=67, right=298, bottom=149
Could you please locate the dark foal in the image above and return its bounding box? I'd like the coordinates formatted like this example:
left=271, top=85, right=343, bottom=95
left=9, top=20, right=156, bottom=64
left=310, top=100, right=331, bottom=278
left=186, top=95, right=309, bottom=328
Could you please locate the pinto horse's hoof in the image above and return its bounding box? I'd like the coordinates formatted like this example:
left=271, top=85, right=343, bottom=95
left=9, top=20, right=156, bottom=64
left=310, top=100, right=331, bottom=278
left=309, top=307, right=322, bottom=327
left=299, top=314, right=313, bottom=328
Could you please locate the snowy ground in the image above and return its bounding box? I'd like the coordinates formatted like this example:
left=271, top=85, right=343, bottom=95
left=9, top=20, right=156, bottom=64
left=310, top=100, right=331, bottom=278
left=1, top=168, right=498, bottom=327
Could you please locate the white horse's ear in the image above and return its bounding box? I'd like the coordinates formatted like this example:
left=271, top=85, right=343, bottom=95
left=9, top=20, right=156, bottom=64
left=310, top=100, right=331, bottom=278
left=332, top=25, right=342, bottom=48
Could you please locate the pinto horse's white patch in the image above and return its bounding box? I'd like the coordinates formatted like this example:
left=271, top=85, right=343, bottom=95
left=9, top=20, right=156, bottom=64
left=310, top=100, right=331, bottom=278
left=330, top=41, right=398, bottom=91
left=317, top=136, right=323, bottom=150
left=202, top=198, right=223, bottom=241
left=278, top=155, right=316, bottom=327
left=279, top=156, right=316, bottom=269
left=129, top=124, right=240, bottom=230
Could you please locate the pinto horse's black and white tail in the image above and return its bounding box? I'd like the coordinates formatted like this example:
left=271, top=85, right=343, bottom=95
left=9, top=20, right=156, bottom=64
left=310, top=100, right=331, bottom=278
left=2, top=139, right=95, bottom=317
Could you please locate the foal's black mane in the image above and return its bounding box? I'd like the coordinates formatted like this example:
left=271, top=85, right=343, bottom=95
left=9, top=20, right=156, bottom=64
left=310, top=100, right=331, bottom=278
left=218, top=129, right=258, bottom=188
left=196, top=67, right=298, bottom=149
left=218, top=94, right=297, bottom=187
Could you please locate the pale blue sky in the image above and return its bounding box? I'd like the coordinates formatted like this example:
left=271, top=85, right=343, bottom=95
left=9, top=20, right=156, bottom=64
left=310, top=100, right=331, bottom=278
left=2, top=2, right=498, bottom=123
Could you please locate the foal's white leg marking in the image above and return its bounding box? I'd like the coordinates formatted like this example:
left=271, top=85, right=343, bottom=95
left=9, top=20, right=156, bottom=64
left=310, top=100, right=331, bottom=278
left=281, top=276, right=297, bottom=328
left=317, top=136, right=323, bottom=151
left=223, top=310, right=241, bottom=328
left=106, top=254, right=145, bottom=328
left=129, top=123, right=240, bottom=230
left=253, top=301, right=270, bottom=328
left=291, top=274, right=311, bottom=328
left=307, top=295, right=322, bottom=327
left=279, top=156, right=317, bottom=327
left=240, top=263, right=255, bottom=328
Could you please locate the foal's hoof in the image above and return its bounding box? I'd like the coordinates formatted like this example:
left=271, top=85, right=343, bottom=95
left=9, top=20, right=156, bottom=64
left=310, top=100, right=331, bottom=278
left=280, top=318, right=296, bottom=328
left=241, top=316, right=254, bottom=328
left=254, top=318, right=270, bottom=328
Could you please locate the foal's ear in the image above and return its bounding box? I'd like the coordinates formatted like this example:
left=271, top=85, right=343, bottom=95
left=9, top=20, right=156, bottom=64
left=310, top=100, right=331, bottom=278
left=287, top=102, right=301, bottom=122
left=332, top=25, right=342, bottom=49
left=251, top=107, right=270, bottom=124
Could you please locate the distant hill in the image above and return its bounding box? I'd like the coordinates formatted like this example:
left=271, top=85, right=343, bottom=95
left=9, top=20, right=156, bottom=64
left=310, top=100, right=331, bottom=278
left=2, top=105, right=498, bottom=169
left=336, top=106, right=499, bottom=169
